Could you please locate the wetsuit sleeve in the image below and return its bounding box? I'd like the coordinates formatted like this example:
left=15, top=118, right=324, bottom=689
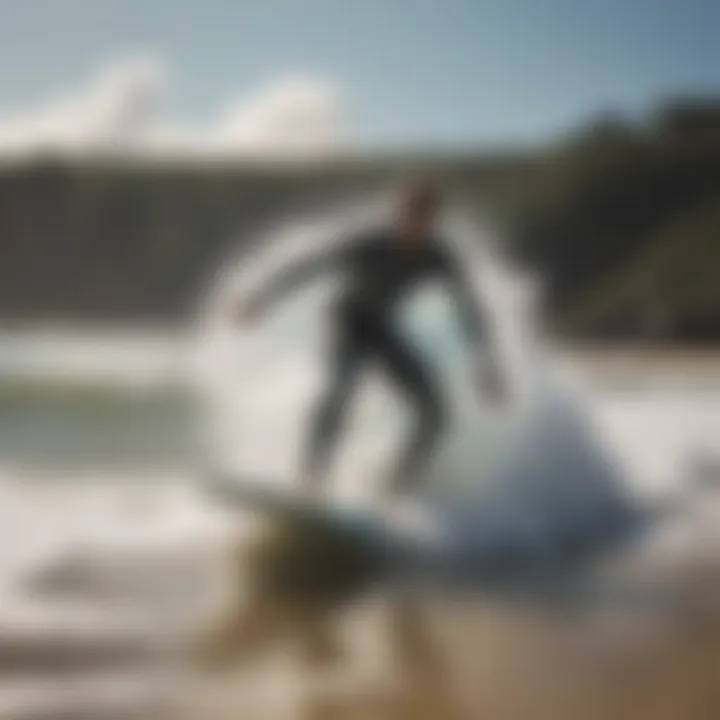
left=440, top=248, right=489, bottom=349
left=249, top=238, right=363, bottom=312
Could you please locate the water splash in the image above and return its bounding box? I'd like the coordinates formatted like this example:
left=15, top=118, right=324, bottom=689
left=196, top=199, right=637, bottom=566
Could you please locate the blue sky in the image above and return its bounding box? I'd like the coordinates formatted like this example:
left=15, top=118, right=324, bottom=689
left=0, top=0, right=718, bottom=149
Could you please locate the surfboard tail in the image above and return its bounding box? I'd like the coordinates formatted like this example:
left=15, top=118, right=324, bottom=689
left=205, top=472, right=310, bottom=518
left=202, top=471, right=394, bottom=550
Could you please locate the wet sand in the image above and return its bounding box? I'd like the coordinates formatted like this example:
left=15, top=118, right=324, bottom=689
left=184, top=511, right=720, bottom=720
left=564, top=345, right=720, bottom=378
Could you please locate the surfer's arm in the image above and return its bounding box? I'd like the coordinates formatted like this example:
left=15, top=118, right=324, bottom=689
left=442, top=250, right=488, bottom=349
left=243, top=244, right=352, bottom=316
left=442, top=251, right=507, bottom=401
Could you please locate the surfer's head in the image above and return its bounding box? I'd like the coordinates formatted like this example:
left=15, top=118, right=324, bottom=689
left=394, top=173, right=442, bottom=243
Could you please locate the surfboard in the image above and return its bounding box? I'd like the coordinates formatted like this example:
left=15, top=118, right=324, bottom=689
left=201, top=470, right=651, bottom=597
left=203, top=471, right=393, bottom=547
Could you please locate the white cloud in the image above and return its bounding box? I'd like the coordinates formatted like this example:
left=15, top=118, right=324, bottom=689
left=216, top=77, right=347, bottom=156
left=0, top=56, right=350, bottom=161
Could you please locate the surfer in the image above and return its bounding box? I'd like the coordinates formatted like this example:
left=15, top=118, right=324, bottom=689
left=236, top=176, right=508, bottom=498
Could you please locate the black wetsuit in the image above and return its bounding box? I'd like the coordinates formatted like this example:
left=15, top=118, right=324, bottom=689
left=252, top=228, right=487, bottom=491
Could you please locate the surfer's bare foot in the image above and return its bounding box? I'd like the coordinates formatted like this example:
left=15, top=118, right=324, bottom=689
left=299, top=619, right=343, bottom=668
left=376, top=464, right=405, bottom=501
left=298, top=473, right=325, bottom=500
left=386, top=497, right=448, bottom=546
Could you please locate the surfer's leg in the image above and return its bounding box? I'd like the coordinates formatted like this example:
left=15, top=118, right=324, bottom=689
left=373, top=326, right=447, bottom=495
left=301, top=322, right=365, bottom=494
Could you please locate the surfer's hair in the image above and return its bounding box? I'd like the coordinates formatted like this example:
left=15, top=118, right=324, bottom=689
left=398, top=172, right=442, bottom=215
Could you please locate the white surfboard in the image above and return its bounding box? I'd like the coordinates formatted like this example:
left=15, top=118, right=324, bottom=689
left=202, top=469, right=650, bottom=595
left=204, top=471, right=396, bottom=546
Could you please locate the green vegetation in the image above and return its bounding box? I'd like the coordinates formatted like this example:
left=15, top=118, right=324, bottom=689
left=566, top=196, right=720, bottom=339
left=501, top=100, right=720, bottom=340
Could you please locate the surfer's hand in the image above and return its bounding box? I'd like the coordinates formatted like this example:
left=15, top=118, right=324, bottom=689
left=477, top=363, right=508, bottom=404
left=235, top=297, right=262, bottom=325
